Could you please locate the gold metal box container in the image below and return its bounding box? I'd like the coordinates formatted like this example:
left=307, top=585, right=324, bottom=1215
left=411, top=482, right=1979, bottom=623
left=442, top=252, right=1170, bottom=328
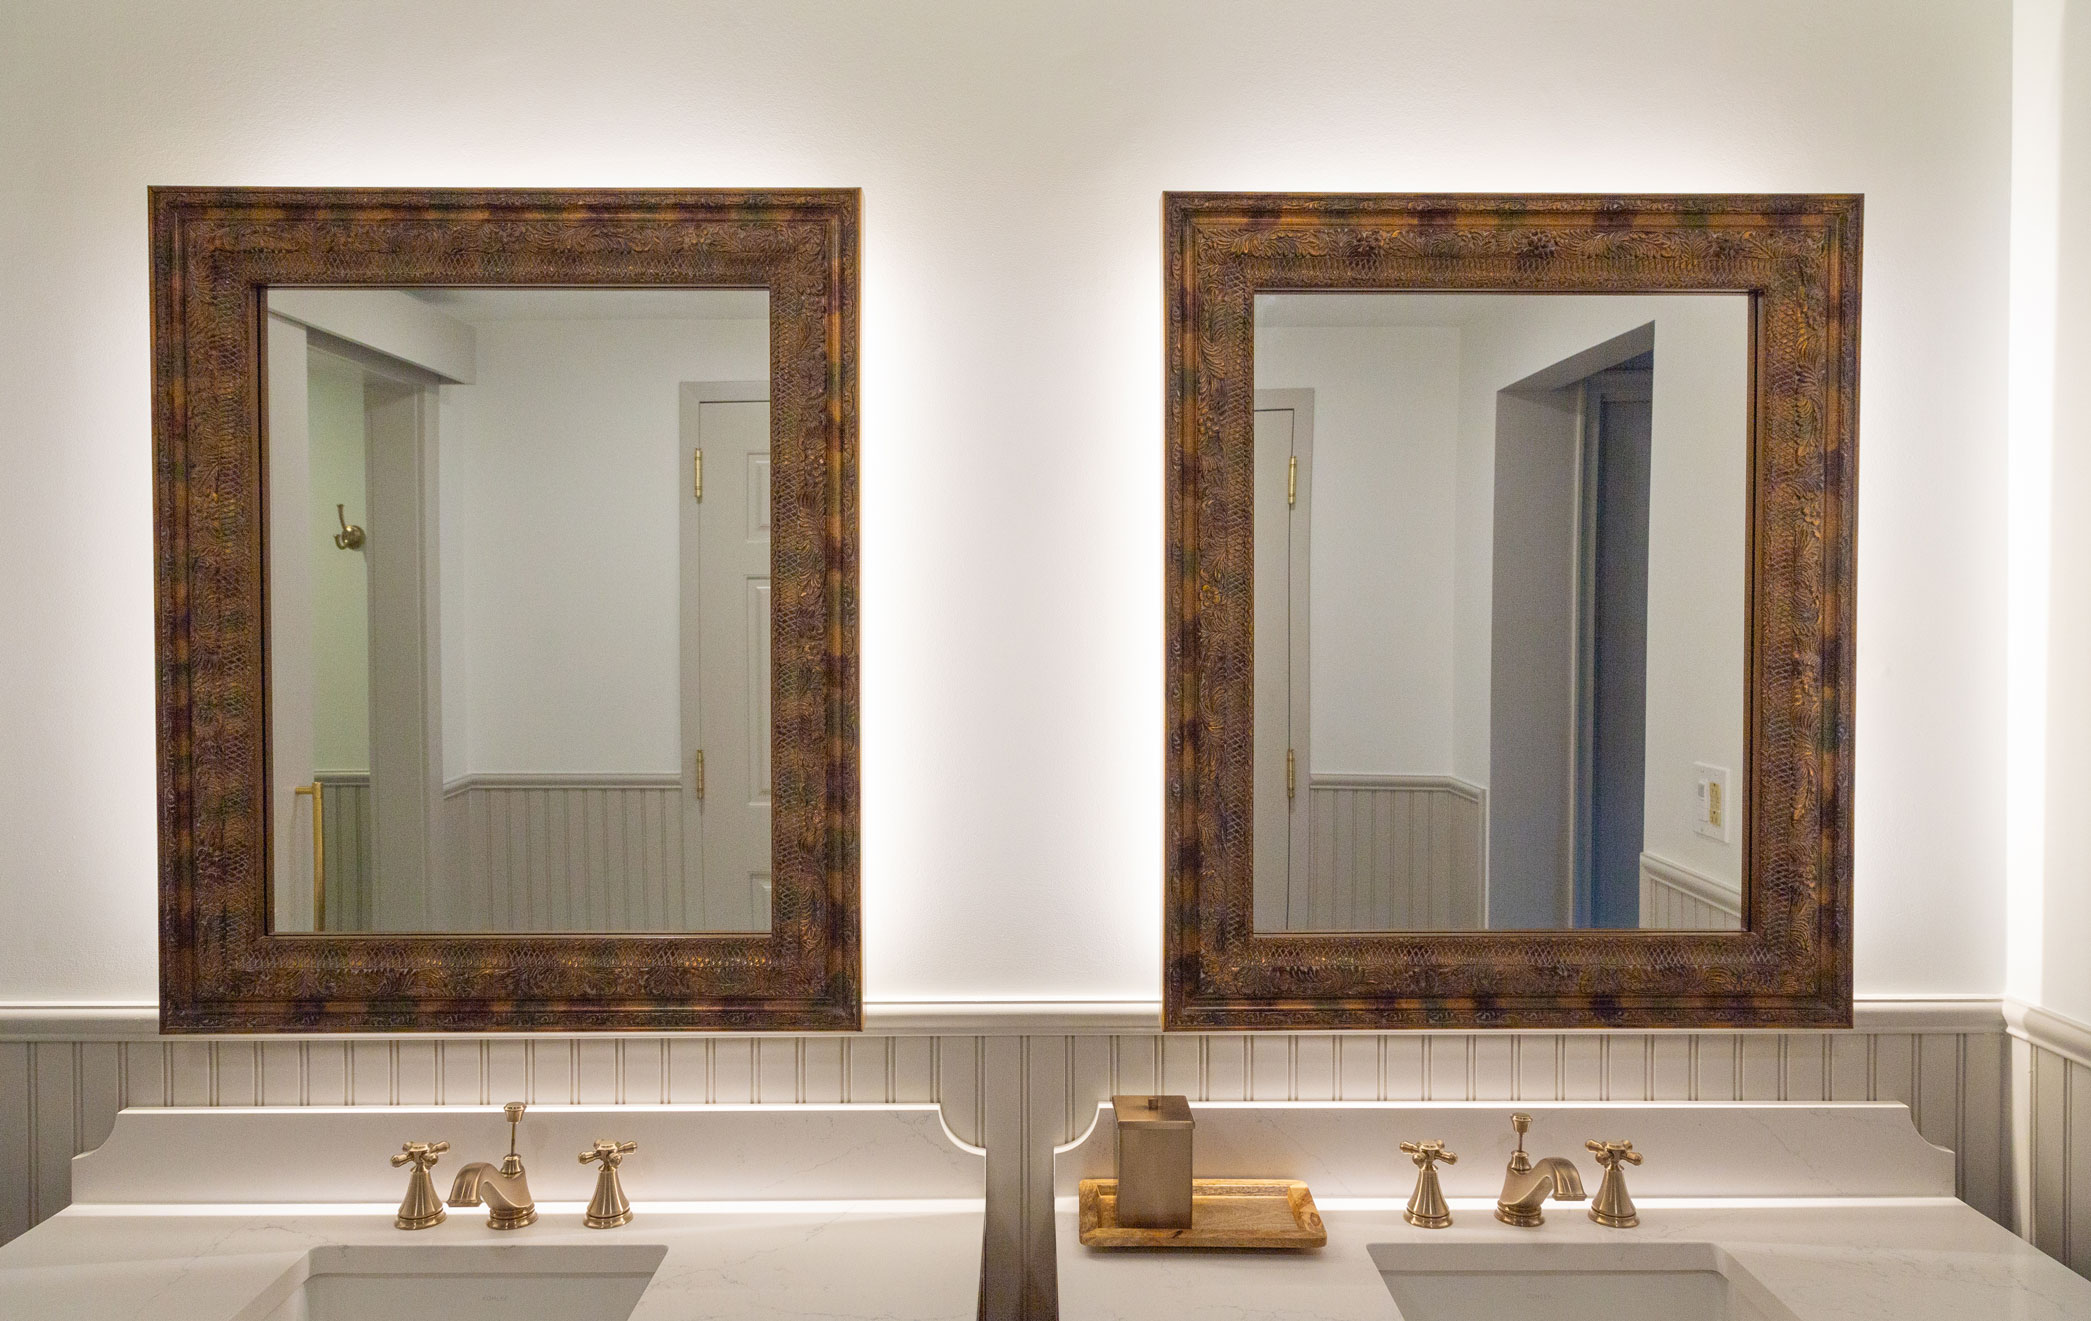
left=1112, top=1094, right=1194, bottom=1228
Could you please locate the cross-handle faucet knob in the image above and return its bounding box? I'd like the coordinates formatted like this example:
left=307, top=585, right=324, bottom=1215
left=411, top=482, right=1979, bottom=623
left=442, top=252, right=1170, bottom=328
left=580, top=1139, right=639, bottom=1228
left=1398, top=1140, right=1458, bottom=1229
left=1585, top=1139, right=1642, bottom=1228
left=391, top=1139, right=450, bottom=1170
left=389, top=1140, right=450, bottom=1230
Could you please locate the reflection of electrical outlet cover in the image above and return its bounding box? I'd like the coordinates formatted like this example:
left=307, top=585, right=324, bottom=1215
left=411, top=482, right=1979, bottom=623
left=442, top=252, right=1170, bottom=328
left=1693, top=763, right=1732, bottom=844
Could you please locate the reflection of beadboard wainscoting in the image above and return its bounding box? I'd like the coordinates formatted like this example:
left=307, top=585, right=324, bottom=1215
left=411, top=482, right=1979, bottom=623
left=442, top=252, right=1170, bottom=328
left=313, top=772, right=373, bottom=929
left=1638, top=851, right=1743, bottom=930
left=439, top=773, right=717, bottom=932
left=1293, top=775, right=1486, bottom=930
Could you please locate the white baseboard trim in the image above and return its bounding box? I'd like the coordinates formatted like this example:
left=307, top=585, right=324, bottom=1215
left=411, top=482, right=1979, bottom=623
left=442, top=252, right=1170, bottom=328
left=2005, top=998, right=2091, bottom=1069
left=0, top=996, right=2010, bottom=1040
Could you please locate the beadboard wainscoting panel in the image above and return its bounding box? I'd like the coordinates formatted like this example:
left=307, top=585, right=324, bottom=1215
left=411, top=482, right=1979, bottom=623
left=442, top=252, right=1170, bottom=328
left=440, top=775, right=723, bottom=932
left=314, top=773, right=373, bottom=930
left=2010, top=1006, right=2091, bottom=1279
left=1294, top=776, right=1485, bottom=930
left=1638, top=851, right=1744, bottom=930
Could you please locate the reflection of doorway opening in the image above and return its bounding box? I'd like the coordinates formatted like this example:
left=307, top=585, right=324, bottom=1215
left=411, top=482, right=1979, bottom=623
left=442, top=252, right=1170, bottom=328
left=1486, top=324, right=1654, bottom=929
left=265, top=318, right=445, bottom=933
left=1250, top=389, right=1313, bottom=931
left=1571, top=364, right=1653, bottom=928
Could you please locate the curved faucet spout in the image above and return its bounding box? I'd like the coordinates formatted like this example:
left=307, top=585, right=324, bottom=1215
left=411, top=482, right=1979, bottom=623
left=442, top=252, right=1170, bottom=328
left=448, top=1160, right=537, bottom=1229
left=1496, top=1155, right=1587, bottom=1225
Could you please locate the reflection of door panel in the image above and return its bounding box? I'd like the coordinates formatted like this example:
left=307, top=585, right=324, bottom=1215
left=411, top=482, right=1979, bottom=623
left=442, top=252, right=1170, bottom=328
left=680, top=384, right=771, bottom=932
left=1252, top=392, right=1314, bottom=930
left=1574, top=378, right=1652, bottom=928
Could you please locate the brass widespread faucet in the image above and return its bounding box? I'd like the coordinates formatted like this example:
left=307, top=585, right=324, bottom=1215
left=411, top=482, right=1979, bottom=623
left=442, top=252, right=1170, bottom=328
left=448, top=1102, right=538, bottom=1230
left=1494, top=1112, right=1588, bottom=1226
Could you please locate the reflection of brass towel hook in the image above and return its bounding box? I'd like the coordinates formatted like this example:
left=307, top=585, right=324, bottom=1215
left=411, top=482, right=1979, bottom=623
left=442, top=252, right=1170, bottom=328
left=334, top=504, right=365, bottom=551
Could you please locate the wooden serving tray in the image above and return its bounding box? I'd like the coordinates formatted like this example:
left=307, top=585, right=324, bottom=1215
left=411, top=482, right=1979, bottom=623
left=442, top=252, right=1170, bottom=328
left=1077, top=1178, right=1327, bottom=1249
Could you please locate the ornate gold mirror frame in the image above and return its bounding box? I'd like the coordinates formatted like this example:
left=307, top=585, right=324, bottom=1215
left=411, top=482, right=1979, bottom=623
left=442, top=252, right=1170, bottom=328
left=1163, top=192, right=1859, bottom=1030
left=152, top=188, right=860, bottom=1031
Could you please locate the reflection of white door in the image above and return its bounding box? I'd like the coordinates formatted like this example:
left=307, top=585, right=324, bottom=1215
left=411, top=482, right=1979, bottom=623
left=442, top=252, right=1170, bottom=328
left=266, top=320, right=441, bottom=933
left=1252, top=392, right=1314, bottom=930
left=679, top=383, right=771, bottom=931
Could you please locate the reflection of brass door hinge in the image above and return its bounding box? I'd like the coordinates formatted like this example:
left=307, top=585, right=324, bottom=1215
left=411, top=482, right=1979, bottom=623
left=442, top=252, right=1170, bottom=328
left=694, top=750, right=706, bottom=800
left=1286, top=749, right=1296, bottom=801
left=693, top=448, right=704, bottom=500
left=1287, top=455, right=1297, bottom=508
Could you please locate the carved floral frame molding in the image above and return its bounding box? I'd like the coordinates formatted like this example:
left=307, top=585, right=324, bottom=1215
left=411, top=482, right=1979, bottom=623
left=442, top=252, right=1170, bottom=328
left=152, top=188, right=860, bottom=1031
left=1163, top=192, right=1860, bottom=1030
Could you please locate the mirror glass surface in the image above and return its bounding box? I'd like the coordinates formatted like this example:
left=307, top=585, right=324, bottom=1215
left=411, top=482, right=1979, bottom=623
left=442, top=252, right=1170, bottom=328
left=264, top=287, right=772, bottom=934
left=1252, top=292, right=1748, bottom=933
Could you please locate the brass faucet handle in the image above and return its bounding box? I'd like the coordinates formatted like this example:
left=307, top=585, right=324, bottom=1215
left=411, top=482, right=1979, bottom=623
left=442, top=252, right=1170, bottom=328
left=390, top=1141, right=451, bottom=1230
left=390, top=1139, right=450, bottom=1170
left=1586, top=1139, right=1642, bottom=1228
left=581, top=1139, right=638, bottom=1229
left=1399, top=1139, right=1457, bottom=1228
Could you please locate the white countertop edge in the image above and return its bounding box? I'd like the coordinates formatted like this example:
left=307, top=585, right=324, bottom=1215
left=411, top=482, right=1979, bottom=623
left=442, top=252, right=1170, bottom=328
left=64, top=1197, right=987, bottom=1218
left=1052, top=1193, right=1967, bottom=1213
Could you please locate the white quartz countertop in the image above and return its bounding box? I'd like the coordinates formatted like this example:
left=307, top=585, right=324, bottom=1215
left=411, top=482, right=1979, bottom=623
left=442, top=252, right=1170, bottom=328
left=1055, top=1196, right=2091, bottom=1321
left=2, top=1199, right=984, bottom=1321
left=0, top=1103, right=985, bottom=1320
left=1052, top=1102, right=2091, bottom=1320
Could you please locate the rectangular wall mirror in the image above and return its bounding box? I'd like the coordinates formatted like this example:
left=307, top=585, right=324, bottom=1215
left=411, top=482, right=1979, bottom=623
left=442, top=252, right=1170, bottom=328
left=1166, top=193, right=1860, bottom=1029
left=1252, top=292, right=1748, bottom=933
left=153, top=189, right=859, bottom=1031
left=265, top=287, right=775, bottom=936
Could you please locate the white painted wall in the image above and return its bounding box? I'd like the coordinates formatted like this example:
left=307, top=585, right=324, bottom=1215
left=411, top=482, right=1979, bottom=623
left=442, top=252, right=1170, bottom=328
left=306, top=351, right=372, bottom=775
left=2039, top=0, right=2091, bottom=1027
left=1255, top=323, right=1462, bottom=775
left=439, top=314, right=767, bottom=776
left=0, top=0, right=2013, bottom=1004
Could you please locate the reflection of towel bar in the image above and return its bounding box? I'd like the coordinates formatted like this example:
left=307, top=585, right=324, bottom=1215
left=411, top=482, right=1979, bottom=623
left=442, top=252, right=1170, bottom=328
left=294, top=782, right=326, bottom=931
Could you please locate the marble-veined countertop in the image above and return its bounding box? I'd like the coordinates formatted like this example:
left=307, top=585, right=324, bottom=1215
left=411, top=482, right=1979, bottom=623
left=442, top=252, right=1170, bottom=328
left=1056, top=1196, right=2091, bottom=1320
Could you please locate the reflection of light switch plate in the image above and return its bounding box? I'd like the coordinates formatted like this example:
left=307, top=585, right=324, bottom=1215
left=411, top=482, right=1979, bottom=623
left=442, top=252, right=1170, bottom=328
left=1693, top=763, right=1732, bottom=843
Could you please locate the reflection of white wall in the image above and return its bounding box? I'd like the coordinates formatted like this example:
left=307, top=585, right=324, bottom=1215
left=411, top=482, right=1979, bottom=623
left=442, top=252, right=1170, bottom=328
left=1453, top=297, right=1748, bottom=892
left=441, top=316, right=767, bottom=776
left=307, top=350, right=371, bottom=774
left=1255, top=326, right=1461, bottom=774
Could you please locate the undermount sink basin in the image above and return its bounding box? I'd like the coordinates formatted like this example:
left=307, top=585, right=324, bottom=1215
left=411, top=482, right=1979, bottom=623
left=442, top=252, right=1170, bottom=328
left=1373, top=1241, right=1798, bottom=1321
left=256, top=1243, right=668, bottom=1321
